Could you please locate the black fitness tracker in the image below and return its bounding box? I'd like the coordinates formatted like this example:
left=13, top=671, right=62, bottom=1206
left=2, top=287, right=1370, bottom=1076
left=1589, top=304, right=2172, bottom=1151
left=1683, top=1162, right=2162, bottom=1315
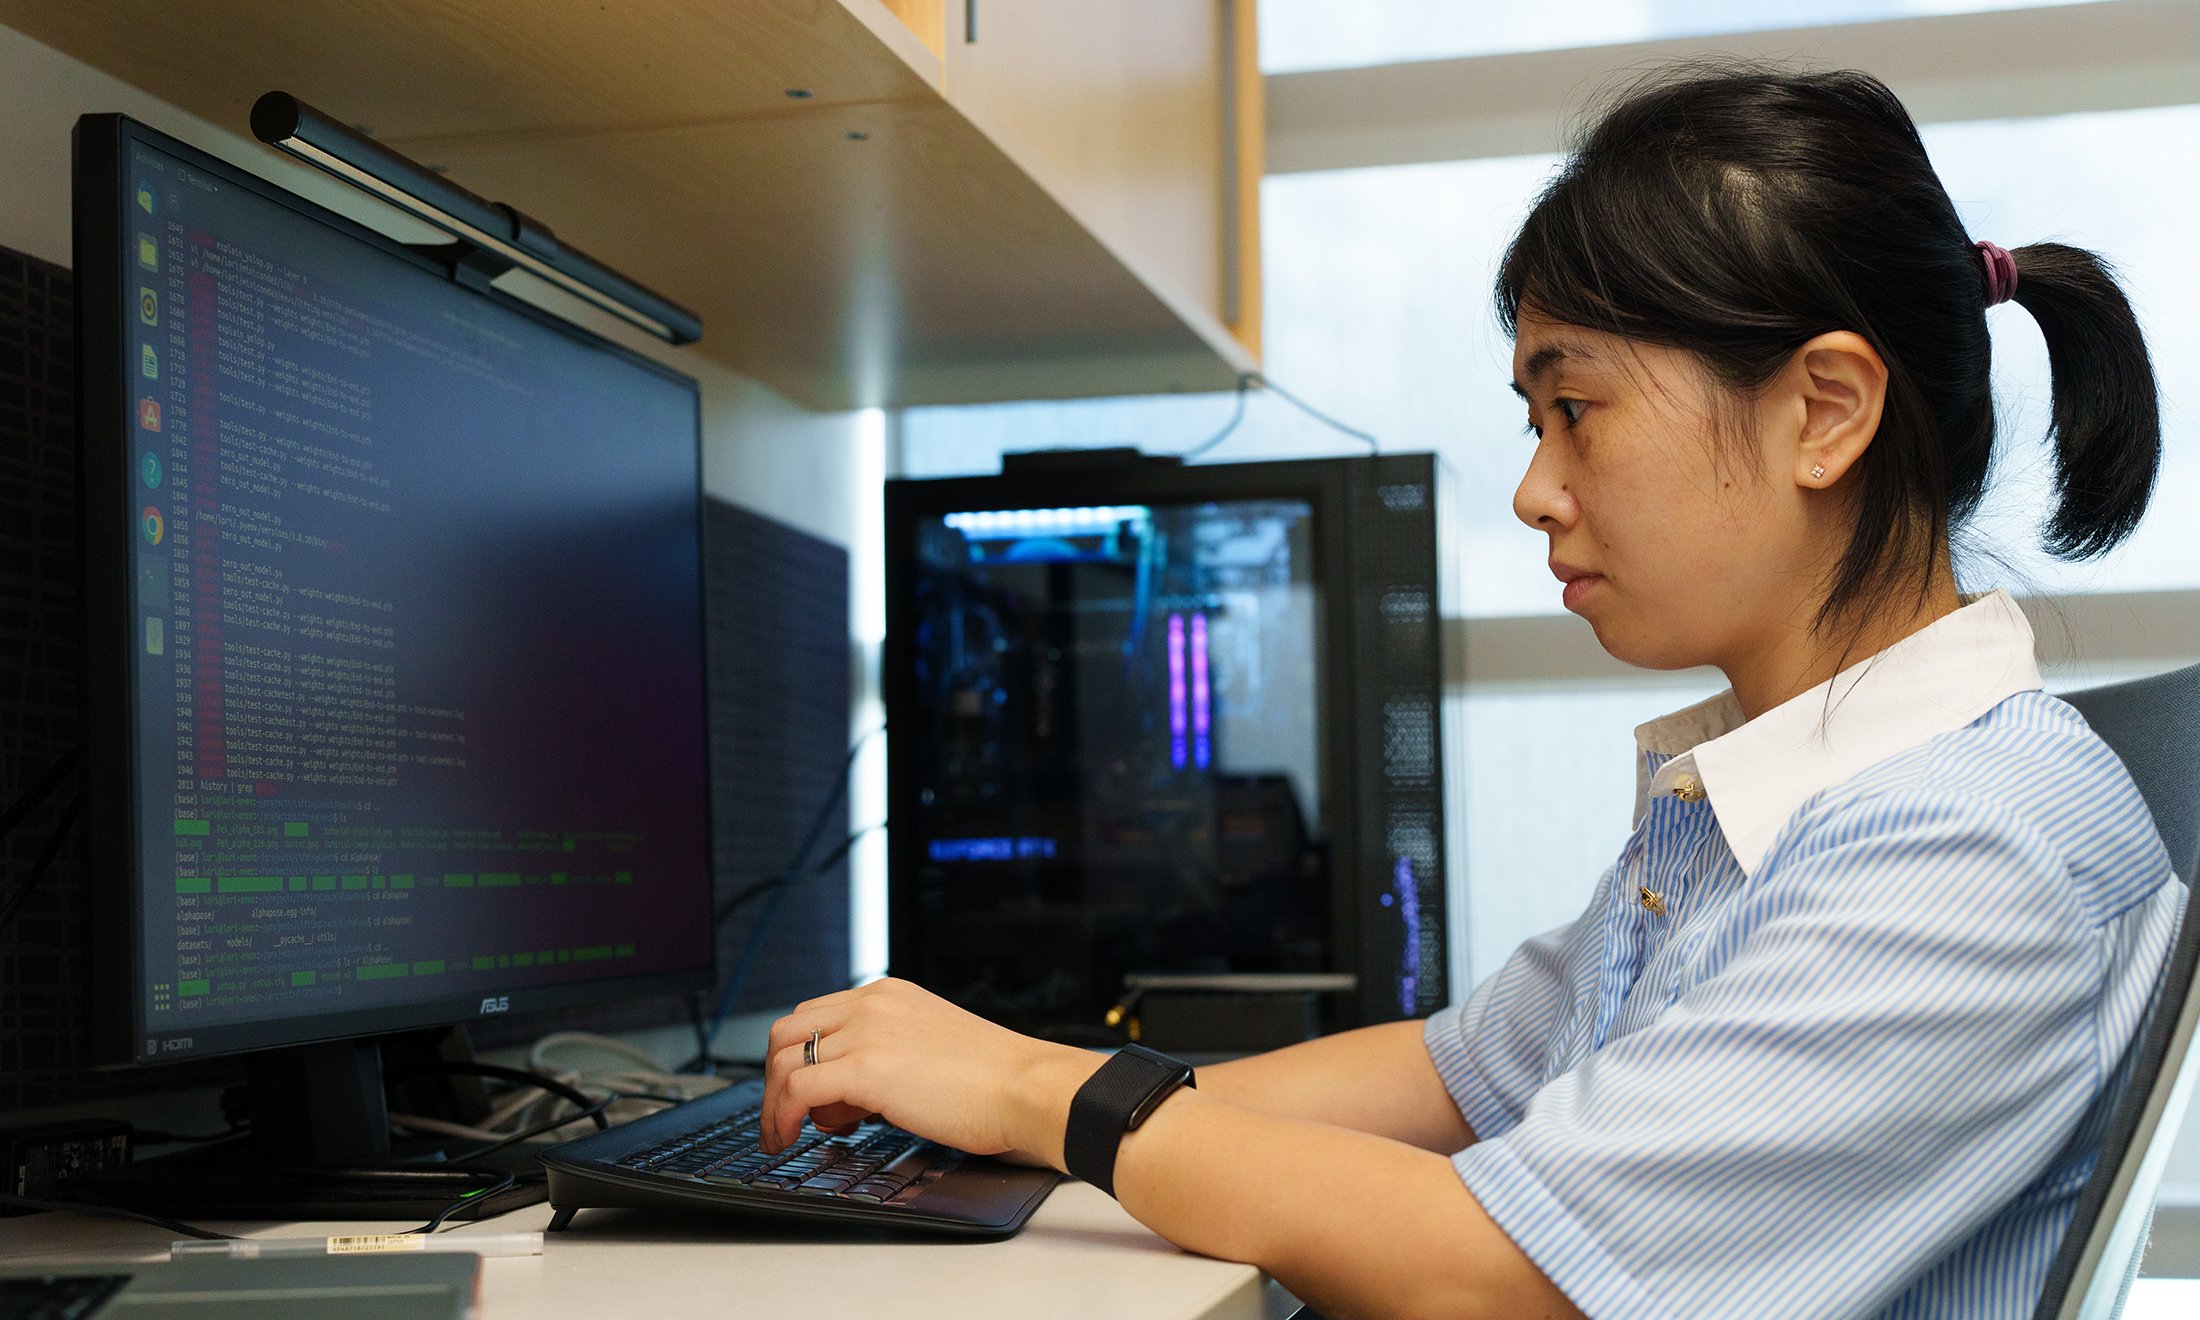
left=1063, top=1043, right=1196, bottom=1198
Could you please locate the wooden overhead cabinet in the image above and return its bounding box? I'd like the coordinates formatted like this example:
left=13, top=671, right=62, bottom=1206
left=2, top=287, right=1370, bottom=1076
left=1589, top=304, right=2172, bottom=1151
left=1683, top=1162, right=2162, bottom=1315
left=0, top=0, right=1262, bottom=409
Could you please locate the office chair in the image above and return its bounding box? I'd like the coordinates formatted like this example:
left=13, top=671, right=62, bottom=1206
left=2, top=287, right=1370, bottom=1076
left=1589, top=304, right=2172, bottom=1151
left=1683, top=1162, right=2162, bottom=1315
left=2033, top=662, right=2200, bottom=1320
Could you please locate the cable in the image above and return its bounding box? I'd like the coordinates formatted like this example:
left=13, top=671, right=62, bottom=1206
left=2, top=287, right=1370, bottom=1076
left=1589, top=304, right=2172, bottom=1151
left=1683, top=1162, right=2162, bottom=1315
left=4, top=1172, right=516, bottom=1241
left=680, top=973, right=876, bottom=1073
left=389, top=1060, right=611, bottom=1129
left=386, top=1060, right=613, bottom=1155
left=686, top=993, right=721, bottom=1072
left=375, top=1059, right=616, bottom=1163
left=409, top=1169, right=518, bottom=1235
left=1179, top=372, right=1252, bottom=459
left=1180, top=370, right=1382, bottom=461
left=694, top=822, right=884, bottom=1070
left=735, top=723, right=882, bottom=926
left=0, top=793, right=80, bottom=936
left=602, top=1088, right=688, bottom=1106
left=389, top=1086, right=682, bottom=1144
left=133, top=1125, right=247, bottom=1147
left=478, top=1083, right=550, bottom=1133
left=445, top=1095, right=614, bottom=1162
left=713, top=822, right=884, bottom=924
left=1256, top=371, right=1381, bottom=452
left=785, top=724, right=882, bottom=877
left=699, top=874, right=796, bottom=1068
left=690, top=725, right=886, bottom=1068
left=0, top=1192, right=236, bottom=1241
left=0, top=745, right=77, bottom=842
left=527, top=1031, right=670, bottom=1077
left=385, top=1112, right=513, bottom=1144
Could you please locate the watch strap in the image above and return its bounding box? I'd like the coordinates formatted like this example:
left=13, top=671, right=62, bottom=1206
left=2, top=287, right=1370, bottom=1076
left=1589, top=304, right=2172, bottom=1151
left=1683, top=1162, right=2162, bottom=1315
left=1064, top=1044, right=1195, bottom=1198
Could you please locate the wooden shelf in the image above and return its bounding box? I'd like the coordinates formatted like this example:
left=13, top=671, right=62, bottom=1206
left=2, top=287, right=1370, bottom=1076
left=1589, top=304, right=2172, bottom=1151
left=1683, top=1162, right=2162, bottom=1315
left=0, top=0, right=1259, bottom=409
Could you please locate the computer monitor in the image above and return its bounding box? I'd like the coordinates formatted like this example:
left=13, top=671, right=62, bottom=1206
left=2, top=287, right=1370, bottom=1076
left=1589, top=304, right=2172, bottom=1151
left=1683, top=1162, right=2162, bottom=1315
left=71, top=115, right=713, bottom=1200
left=884, top=451, right=1456, bottom=1043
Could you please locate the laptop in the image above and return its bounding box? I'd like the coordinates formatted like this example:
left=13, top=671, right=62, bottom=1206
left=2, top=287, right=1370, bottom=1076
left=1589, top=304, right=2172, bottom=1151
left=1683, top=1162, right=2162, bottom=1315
left=0, top=1254, right=478, bottom=1319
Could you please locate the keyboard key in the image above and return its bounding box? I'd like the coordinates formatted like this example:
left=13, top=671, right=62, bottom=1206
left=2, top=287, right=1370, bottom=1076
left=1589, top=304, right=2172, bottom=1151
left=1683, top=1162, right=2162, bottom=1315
left=876, top=1144, right=940, bottom=1180
left=575, top=1095, right=1041, bottom=1227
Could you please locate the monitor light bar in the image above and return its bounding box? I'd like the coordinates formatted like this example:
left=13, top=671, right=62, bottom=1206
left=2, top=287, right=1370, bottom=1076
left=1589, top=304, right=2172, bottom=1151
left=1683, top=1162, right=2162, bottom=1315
left=249, top=91, right=702, bottom=345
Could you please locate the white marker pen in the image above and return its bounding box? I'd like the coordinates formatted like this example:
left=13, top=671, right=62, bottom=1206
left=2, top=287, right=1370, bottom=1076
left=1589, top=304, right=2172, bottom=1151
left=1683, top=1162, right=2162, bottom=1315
left=172, top=1230, right=543, bottom=1260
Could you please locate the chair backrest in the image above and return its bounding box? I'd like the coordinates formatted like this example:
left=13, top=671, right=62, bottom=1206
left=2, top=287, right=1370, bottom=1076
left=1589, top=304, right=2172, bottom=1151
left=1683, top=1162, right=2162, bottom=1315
left=2063, top=664, right=2200, bottom=886
left=2033, top=662, right=2200, bottom=1320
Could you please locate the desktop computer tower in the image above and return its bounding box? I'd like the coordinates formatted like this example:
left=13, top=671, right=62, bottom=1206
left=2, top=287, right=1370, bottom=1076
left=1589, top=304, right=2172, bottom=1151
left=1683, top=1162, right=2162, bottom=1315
left=884, top=450, right=1458, bottom=1047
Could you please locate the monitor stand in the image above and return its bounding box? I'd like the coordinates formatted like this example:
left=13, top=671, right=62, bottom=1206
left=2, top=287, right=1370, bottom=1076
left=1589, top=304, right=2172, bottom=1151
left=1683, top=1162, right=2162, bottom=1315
left=66, top=1028, right=550, bottom=1222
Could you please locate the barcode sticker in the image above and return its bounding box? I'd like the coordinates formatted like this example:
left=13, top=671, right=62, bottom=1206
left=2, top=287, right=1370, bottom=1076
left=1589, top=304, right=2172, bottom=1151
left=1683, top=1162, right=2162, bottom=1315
left=326, top=1234, right=425, bottom=1253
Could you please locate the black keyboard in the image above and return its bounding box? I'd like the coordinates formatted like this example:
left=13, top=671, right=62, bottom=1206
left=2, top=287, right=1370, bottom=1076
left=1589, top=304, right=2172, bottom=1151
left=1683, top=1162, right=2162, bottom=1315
left=616, top=1103, right=947, bottom=1201
left=539, top=1077, right=1058, bottom=1237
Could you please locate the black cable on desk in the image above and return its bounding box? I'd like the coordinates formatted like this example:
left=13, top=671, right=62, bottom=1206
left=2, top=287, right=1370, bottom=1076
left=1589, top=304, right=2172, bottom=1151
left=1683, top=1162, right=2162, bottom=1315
left=392, top=1059, right=611, bottom=1128
left=0, top=1192, right=236, bottom=1241
left=132, top=1124, right=249, bottom=1147
left=447, top=1099, right=614, bottom=1163
left=408, top=1169, right=520, bottom=1235
left=384, top=1059, right=615, bottom=1161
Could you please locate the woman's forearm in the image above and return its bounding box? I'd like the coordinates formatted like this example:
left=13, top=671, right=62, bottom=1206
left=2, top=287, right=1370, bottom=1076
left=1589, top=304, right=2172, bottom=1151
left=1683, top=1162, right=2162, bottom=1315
left=1193, top=1019, right=1477, bottom=1153
left=1009, top=1051, right=1575, bottom=1320
left=759, top=981, right=1521, bottom=1315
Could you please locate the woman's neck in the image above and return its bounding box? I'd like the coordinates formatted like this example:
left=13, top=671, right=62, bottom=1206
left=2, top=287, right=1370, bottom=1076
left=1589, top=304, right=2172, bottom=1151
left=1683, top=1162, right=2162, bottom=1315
left=1721, top=573, right=1966, bottom=722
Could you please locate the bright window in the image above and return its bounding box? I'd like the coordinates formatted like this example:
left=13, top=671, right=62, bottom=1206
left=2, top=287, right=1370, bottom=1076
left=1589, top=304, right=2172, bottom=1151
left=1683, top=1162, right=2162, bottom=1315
left=1259, top=0, right=2112, bottom=74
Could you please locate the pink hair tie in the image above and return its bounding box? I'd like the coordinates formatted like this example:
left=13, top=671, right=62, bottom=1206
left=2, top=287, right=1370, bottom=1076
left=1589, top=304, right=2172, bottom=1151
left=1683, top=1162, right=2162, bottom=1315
left=1975, top=240, right=2019, bottom=307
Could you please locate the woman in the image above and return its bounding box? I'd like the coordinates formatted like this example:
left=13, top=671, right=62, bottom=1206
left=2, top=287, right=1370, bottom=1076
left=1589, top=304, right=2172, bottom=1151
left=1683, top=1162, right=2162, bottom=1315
left=758, top=66, right=2184, bottom=1318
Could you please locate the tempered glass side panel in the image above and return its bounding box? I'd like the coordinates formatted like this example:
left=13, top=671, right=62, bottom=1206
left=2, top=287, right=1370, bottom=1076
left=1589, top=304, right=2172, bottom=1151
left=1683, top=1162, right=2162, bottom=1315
left=902, top=495, right=1330, bottom=1028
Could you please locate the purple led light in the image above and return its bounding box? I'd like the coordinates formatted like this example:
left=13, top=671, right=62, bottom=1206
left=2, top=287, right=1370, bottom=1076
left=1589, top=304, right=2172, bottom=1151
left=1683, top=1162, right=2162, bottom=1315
left=1190, top=613, right=1211, bottom=770
left=1394, top=854, right=1421, bottom=1015
left=1167, top=612, right=1188, bottom=770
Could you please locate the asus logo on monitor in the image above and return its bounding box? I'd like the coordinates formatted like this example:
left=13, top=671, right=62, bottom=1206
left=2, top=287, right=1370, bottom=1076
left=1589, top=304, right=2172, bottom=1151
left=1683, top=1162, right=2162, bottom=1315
left=479, top=996, right=510, bottom=1015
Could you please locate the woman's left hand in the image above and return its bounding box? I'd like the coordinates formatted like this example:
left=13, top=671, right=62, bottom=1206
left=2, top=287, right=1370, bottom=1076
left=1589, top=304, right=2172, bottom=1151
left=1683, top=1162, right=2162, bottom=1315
left=757, top=978, right=1101, bottom=1160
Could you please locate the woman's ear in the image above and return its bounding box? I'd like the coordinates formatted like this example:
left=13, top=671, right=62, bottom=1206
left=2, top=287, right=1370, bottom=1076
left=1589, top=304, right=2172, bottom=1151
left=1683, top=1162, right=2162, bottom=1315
left=1787, top=331, right=1888, bottom=489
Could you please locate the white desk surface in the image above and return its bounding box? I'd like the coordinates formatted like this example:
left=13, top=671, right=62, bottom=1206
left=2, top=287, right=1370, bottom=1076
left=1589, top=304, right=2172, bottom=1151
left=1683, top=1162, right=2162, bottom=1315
left=8, top=1190, right=2199, bottom=1318
left=0, top=1181, right=1298, bottom=1320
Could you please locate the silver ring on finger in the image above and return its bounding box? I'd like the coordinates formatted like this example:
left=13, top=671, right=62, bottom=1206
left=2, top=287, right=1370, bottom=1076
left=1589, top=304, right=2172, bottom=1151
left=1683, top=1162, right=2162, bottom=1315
left=803, top=1027, right=820, bottom=1067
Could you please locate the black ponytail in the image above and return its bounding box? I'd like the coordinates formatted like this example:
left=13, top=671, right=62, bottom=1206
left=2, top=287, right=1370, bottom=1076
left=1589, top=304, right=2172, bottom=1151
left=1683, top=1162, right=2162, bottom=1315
left=1497, top=63, right=2164, bottom=630
left=2008, top=243, right=2163, bottom=559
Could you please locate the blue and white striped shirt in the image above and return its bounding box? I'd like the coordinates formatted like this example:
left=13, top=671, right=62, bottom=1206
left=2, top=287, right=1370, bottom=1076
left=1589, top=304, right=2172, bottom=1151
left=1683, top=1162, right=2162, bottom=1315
left=1425, top=591, right=2185, bottom=1318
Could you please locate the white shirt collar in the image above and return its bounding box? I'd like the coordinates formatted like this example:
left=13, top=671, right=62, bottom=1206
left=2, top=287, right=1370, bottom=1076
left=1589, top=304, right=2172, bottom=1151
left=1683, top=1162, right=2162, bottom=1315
left=1631, top=589, right=2043, bottom=877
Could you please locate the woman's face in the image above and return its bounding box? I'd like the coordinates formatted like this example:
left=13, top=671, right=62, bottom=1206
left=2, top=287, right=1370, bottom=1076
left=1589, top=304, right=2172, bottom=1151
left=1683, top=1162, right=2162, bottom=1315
left=1509, top=308, right=1828, bottom=677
